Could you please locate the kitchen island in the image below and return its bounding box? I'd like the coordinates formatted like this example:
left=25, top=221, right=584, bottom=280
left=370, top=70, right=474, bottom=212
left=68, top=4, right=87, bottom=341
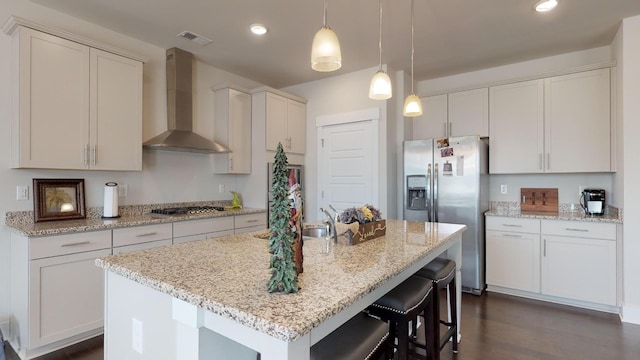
left=96, top=220, right=466, bottom=359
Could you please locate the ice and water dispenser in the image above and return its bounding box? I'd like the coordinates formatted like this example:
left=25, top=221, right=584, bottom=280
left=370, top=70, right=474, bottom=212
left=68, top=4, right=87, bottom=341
left=406, top=175, right=427, bottom=210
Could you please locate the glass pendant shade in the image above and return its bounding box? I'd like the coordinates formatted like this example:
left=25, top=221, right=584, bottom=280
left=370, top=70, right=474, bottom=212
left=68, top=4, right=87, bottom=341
left=311, top=26, right=342, bottom=72
left=369, top=70, right=392, bottom=100
left=403, top=94, right=423, bottom=117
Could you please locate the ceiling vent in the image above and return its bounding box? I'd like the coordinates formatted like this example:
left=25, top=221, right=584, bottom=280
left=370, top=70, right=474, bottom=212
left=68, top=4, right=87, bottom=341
left=177, top=31, right=213, bottom=46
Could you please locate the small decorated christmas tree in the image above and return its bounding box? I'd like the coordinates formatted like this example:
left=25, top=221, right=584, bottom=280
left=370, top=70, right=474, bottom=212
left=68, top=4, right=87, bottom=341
left=267, top=143, right=299, bottom=293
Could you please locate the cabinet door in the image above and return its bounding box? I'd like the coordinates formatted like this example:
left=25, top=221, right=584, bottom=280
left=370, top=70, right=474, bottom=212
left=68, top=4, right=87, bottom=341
left=29, top=248, right=111, bottom=348
left=541, top=235, right=616, bottom=305
left=486, top=230, right=540, bottom=292
left=489, top=80, right=544, bottom=174
left=287, top=99, right=306, bottom=154
left=265, top=93, right=287, bottom=151
left=413, top=95, right=447, bottom=140
left=448, top=88, right=488, bottom=137
left=545, top=69, right=611, bottom=172
left=214, top=88, right=252, bottom=174
left=90, top=48, right=143, bottom=171
left=14, top=27, right=90, bottom=169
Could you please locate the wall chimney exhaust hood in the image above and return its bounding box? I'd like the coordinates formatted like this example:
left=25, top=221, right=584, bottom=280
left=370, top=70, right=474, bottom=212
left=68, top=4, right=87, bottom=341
left=143, top=48, right=230, bottom=153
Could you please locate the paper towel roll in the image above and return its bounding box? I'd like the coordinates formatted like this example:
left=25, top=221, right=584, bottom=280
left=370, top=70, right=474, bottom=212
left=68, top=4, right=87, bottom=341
left=103, top=182, right=119, bottom=218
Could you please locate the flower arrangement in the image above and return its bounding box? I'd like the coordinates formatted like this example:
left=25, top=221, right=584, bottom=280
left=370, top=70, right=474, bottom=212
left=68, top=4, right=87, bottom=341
left=339, top=204, right=383, bottom=224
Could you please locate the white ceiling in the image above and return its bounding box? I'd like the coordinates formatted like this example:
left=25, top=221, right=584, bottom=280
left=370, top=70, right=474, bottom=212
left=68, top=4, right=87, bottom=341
left=31, top=0, right=640, bottom=88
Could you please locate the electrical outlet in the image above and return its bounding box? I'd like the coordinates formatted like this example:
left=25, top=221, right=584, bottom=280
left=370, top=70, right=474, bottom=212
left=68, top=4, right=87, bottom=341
left=119, top=184, right=128, bottom=197
left=218, top=184, right=225, bottom=193
left=16, top=185, right=29, bottom=200
left=500, top=184, right=508, bottom=195
left=132, top=318, right=143, bottom=354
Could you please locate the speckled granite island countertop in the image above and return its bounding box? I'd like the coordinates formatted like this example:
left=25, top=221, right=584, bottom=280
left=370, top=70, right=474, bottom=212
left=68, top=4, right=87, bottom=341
left=96, top=220, right=466, bottom=354
left=5, top=204, right=266, bottom=237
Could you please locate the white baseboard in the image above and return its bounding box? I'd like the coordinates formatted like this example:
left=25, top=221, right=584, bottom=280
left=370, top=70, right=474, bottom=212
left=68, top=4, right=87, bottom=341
left=622, top=304, right=640, bottom=324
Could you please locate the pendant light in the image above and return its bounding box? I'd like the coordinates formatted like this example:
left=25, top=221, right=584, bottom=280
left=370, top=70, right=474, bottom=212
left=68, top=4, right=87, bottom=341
left=311, top=0, right=342, bottom=72
left=403, top=0, right=423, bottom=117
left=369, top=0, right=392, bottom=100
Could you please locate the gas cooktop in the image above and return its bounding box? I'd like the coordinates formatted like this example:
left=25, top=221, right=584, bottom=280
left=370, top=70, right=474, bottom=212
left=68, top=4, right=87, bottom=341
left=150, top=206, right=225, bottom=216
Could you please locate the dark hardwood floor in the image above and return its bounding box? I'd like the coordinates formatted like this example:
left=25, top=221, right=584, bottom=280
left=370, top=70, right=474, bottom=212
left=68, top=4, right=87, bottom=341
left=4, top=292, right=640, bottom=359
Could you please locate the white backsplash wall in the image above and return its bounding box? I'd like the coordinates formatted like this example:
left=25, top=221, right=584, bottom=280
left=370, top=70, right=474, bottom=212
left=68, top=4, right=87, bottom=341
left=489, top=173, right=614, bottom=206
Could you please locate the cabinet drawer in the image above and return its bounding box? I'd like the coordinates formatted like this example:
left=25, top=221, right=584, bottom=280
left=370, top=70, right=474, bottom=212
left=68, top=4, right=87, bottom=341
left=113, top=223, right=172, bottom=247
left=235, top=213, right=267, bottom=229
left=173, top=217, right=234, bottom=238
left=541, top=220, right=616, bottom=240
left=30, top=230, right=111, bottom=260
left=486, top=216, right=540, bottom=233
left=235, top=225, right=266, bottom=235
left=113, top=239, right=172, bottom=255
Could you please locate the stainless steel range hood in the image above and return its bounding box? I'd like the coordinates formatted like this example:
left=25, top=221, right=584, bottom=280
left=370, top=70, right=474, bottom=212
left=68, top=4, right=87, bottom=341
left=143, top=48, right=230, bottom=153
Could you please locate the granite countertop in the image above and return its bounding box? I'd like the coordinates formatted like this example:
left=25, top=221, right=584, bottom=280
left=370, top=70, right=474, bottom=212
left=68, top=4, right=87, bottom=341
left=485, top=208, right=622, bottom=224
left=5, top=204, right=266, bottom=237
left=95, top=219, right=466, bottom=342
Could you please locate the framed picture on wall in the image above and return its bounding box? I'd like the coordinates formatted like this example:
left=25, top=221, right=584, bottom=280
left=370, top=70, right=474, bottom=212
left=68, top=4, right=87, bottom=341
left=33, top=178, right=86, bottom=222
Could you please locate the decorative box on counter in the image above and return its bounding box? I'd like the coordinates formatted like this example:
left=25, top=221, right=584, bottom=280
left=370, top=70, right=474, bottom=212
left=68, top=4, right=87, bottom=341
left=343, top=220, right=386, bottom=245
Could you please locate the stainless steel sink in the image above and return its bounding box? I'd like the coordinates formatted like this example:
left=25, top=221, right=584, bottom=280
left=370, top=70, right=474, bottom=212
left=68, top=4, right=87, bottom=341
left=302, top=227, right=328, bottom=239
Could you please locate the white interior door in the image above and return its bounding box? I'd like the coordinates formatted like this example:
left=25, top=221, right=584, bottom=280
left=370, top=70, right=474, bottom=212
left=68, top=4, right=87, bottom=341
left=319, top=120, right=376, bottom=215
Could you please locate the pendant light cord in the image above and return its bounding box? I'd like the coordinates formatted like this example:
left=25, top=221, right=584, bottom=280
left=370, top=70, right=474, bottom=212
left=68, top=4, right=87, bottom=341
left=378, top=0, right=383, bottom=70
left=323, top=0, right=328, bottom=27
left=410, top=0, right=415, bottom=94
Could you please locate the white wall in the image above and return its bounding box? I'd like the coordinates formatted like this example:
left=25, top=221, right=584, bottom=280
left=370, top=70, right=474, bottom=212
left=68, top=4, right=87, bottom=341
left=0, top=0, right=263, bottom=333
left=616, top=15, right=640, bottom=324
left=284, top=66, right=398, bottom=222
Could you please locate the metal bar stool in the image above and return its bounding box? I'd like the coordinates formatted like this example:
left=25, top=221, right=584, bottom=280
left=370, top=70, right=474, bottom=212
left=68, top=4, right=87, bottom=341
left=367, top=275, right=437, bottom=360
left=415, top=258, right=458, bottom=355
left=310, top=312, right=390, bottom=360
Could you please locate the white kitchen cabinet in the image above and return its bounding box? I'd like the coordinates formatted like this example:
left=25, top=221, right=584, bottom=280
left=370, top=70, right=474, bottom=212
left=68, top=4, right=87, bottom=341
left=213, top=86, right=252, bottom=174
left=173, top=217, right=235, bottom=244
left=486, top=217, right=541, bottom=293
left=544, top=69, right=611, bottom=172
left=413, top=89, right=488, bottom=140
left=112, top=223, right=173, bottom=251
left=489, top=79, right=544, bottom=173
left=447, top=88, right=489, bottom=138
left=413, top=95, right=447, bottom=139
left=489, top=68, right=611, bottom=174
left=541, top=220, right=617, bottom=305
left=234, top=213, right=267, bottom=234
left=9, top=26, right=143, bottom=170
left=10, top=230, right=111, bottom=358
left=253, top=88, right=307, bottom=154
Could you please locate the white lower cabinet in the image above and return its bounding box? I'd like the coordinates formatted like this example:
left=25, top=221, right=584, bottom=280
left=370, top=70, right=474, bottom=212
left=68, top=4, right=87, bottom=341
left=10, top=230, right=111, bottom=358
left=486, top=216, right=617, bottom=309
left=486, top=217, right=540, bottom=292
left=173, top=217, right=235, bottom=244
left=541, top=220, right=617, bottom=306
left=234, top=213, right=267, bottom=234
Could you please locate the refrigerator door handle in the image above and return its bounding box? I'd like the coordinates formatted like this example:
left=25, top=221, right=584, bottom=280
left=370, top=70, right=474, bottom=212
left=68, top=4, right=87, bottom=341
left=426, top=163, right=432, bottom=222
left=434, top=162, right=439, bottom=222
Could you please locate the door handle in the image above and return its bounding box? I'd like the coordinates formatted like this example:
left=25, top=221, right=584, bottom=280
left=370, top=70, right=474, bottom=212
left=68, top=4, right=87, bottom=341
left=426, top=163, right=432, bottom=222
left=434, top=163, right=439, bottom=222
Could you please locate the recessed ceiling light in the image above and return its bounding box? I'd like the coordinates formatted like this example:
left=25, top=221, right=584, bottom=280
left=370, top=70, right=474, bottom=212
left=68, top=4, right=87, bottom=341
left=535, top=0, right=558, bottom=12
left=250, top=24, right=268, bottom=35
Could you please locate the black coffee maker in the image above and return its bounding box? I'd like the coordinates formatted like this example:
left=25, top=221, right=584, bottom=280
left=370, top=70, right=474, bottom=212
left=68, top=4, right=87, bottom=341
left=580, top=189, right=605, bottom=215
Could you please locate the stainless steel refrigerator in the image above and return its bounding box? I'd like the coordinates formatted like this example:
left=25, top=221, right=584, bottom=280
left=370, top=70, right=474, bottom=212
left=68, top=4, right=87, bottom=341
left=403, top=136, right=489, bottom=295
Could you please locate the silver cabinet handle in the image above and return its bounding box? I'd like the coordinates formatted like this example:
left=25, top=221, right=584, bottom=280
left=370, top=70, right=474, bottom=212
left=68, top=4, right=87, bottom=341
left=565, top=228, right=589, bottom=232
left=543, top=239, right=546, bottom=257
left=91, top=145, right=97, bottom=166
left=246, top=219, right=259, bottom=223
left=502, top=234, right=522, bottom=238
left=502, top=224, right=523, bottom=228
left=539, top=153, right=543, bottom=171
left=448, top=122, right=452, bottom=137
left=84, top=144, right=90, bottom=167
left=136, top=232, right=158, bottom=237
left=61, top=241, right=90, bottom=247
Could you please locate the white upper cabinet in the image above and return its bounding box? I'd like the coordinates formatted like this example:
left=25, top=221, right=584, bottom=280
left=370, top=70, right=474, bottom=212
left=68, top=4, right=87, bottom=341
left=544, top=69, right=611, bottom=172
left=9, top=26, right=143, bottom=170
left=213, top=86, right=252, bottom=174
left=413, top=94, right=447, bottom=139
left=448, top=88, right=489, bottom=138
left=264, top=92, right=306, bottom=154
left=413, top=88, right=488, bottom=140
left=489, top=68, right=611, bottom=174
left=490, top=79, right=545, bottom=173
